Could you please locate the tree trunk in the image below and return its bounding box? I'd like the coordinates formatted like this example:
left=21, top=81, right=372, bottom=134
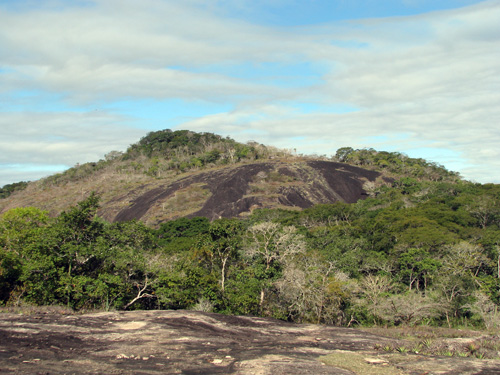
left=259, top=289, right=265, bottom=312
left=221, top=257, right=227, bottom=293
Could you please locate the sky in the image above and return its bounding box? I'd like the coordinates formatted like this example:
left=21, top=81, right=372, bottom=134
left=0, top=0, right=499, bottom=186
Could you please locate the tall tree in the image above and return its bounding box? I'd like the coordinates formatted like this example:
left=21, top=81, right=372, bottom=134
left=195, top=219, right=242, bottom=293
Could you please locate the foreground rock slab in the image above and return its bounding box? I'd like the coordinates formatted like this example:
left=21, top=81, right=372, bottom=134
left=1, top=310, right=499, bottom=374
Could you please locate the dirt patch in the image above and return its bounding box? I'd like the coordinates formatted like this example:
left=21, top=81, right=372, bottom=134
left=1, top=310, right=499, bottom=374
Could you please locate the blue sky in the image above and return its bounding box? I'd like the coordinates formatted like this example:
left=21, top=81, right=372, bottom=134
left=1, top=0, right=499, bottom=186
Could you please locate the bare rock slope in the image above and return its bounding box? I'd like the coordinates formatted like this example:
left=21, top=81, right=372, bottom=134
left=111, top=160, right=383, bottom=224
left=1, top=310, right=500, bottom=374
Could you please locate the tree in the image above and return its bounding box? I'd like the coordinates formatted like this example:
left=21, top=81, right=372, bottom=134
left=195, top=219, right=242, bottom=293
left=467, top=195, right=500, bottom=229
left=434, top=272, right=475, bottom=327
left=53, top=192, right=105, bottom=308
left=102, top=220, right=158, bottom=310
left=443, top=241, right=490, bottom=280
left=0, top=248, right=21, bottom=303
left=0, top=207, right=52, bottom=304
left=276, top=253, right=351, bottom=324
left=0, top=181, right=28, bottom=199
left=397, top=247, right=441, bottom=291
left=245, top=223, right=306, bottom=310
left=468, top=291, right=500, bottom=329
left=0, top=207, right=51, bottom=259
left=245, top=223, right=306, bottom=271
left=354, top=274, right=393, bottom=325
left=381, top=291, right=447, bottom=326
left=157, top=217, right=209, bottom=253
left=335, top=147, right=354, bottom=162
left=104, top=150, right=123, bottom=162
left=57, top=191, right=102, bottom=244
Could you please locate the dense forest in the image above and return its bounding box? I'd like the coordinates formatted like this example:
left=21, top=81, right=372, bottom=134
left=1, top=130, right=500, bottom=329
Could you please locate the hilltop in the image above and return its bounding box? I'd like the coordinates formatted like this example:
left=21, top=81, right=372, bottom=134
left=0, top=129, right=457, bottom=224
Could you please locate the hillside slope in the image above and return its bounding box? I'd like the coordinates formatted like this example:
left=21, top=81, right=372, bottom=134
left=0, top=158, right=385, bottom=226
left=111, top=159, right=383, bottom=224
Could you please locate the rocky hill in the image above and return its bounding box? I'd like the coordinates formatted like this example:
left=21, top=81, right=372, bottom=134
left=0, top=130, right=390, bottom=225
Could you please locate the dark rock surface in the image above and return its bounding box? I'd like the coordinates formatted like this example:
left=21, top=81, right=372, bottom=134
left=113, top=160, right=384, bottom=223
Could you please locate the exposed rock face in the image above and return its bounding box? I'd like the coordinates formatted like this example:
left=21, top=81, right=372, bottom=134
left=112, top=160, right=383, bottom=223
left=1, top=310, right=499, bottom=375
left=0, top=158, right=389, bottom=225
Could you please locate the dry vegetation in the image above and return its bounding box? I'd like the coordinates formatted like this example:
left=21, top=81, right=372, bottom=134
left=142, top=183, right=212, bottom=225
left=363, top=326, right=500, bottom=360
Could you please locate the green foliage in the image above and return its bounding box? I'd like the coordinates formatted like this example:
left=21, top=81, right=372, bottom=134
left=121, top=129, right=290, bottom=176
left=0, top=194, right=159, bottom=310
left=194, top=219, right=243, bottom=293
left=41, top=160, right=109, bottom=186
left=221, top=266, right=263, bottom=315
left=0, top=207, right=52, bottom=304
left=0, top=248, right=21, bottom=303
left=334, top=147, right=354, bottom=163
left=0, top=207, right=51, bottom=255
left=2, top=155, right=500, bottom=329
left=127, top=130, right=238, bottom=165
left=0, top=181, right=28, bottom=199
left=396, top=247, right=441, bottom=290
left=158, top=217, right=209, bottom=248
left=33, top=130, right=291, bottom=186
left=335, top=147, right=461, bottom=182
left=128, top=129, right=222, bottom=158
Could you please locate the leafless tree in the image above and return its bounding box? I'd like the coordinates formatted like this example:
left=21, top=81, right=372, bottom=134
left=467, top=291, right=500, bottom=329
left=123, top=275, right=155, bottom=310
left=275, top=254, right=352, bottom=324
left=442, top=241, right=490, bottom=281
left=245, top=223, right=306, bottom=271
left=245, top=223, right=306, bottom=309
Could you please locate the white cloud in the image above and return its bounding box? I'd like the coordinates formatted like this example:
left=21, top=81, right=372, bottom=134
left=0, top=0, right=499, bottom=185
left=0, top=111, right=145, bottom=184
left=0, top=0, right=311, bottom=105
